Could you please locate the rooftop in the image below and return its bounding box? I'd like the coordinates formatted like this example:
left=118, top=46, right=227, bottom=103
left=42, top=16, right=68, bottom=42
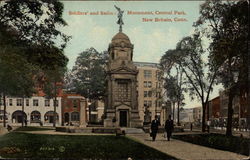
left=134, top=61, right=160, bottom=68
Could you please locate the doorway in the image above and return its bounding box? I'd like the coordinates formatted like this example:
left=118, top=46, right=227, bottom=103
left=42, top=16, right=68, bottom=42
left=64, top=113, right=69, bottom=124
left=119, top=110, right=127, bottom=127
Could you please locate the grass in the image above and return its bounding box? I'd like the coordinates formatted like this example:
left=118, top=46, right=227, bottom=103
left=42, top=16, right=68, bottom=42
left=0, top=131, right=176, bottom=159
left=173, top=133, right=250, bottom=156
left=14, top=126, right=55, bottom=132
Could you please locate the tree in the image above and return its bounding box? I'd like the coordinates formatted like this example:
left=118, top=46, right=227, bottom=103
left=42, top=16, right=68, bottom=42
left=0, top=0, right=69, bottom=127
left=66, top=47, right=108, bottom=100
left=161, top=34, right=218, bottom=132
left=0, top=52, right=35, bottom=127
left=0, top=0, right=70, bottom=50
left=161, top=64, right=185, bottom=125
left=42, top=66, right=66, bottom=127
left=195, top=0, right=248, bottom=136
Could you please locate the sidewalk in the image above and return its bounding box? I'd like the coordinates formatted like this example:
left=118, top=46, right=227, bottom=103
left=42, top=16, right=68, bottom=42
left=128, top=133, right=248, bottom=160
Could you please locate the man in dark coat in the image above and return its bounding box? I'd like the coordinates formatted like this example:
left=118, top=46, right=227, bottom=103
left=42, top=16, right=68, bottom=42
left=165, top=115, right=174, bottom=141
left=151, top=115, right=160, bottom=141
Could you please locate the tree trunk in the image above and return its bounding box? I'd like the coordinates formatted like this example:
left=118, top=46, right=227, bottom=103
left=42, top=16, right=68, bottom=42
left=202, top=103, right=206, bottom=132
left=226, top=89, right=234, bottom=136
left=172, top=102, right=175, bottom=123
left=3, top=94, right=6, bottom=127
left=53, top=81, right=57, bottom=127
left=177, top=101, right=180, bottom=126
left=22, top=97, right=24, bottom=127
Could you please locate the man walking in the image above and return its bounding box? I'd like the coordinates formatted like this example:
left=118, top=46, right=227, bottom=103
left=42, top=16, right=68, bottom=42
left=165, top=115, right=174, bottom=141
left=151, top=115, right=160, bottom=141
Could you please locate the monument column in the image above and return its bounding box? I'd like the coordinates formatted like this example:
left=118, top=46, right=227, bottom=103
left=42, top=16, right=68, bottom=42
left=104, top=5, right=142, bottom=128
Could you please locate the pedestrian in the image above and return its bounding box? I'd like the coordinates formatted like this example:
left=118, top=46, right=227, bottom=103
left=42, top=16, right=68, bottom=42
left=190, top=123, right=193, bottom=131
left=7, top=124, right=12, bottom=131
left=24, top=118, right=27, bottom=127
left=150, top=115, right=160, bottom=141
left=165, top=115, right=174, bottom=141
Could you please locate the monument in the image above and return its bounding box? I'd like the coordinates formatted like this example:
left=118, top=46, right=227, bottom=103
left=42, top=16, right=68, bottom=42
left=104, top=6, right=142, bottom=128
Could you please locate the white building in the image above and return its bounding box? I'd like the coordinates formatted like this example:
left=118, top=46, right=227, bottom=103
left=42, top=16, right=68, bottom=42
left=180, top=108, right=194, bottom=123
left=0, top=96, right=62, bottom=126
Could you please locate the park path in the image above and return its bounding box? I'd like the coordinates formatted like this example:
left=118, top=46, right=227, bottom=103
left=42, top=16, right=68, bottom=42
left=128, top=133, right=248, bottom=160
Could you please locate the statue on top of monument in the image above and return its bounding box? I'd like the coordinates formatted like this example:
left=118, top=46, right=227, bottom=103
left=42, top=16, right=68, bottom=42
left=114, top=5, right=124, bottom=32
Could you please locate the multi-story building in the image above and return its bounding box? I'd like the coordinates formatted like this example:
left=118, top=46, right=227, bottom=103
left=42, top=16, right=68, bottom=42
left=0, top=96, right=62, bottom=126
left=134, top=62, right=163, bottom=125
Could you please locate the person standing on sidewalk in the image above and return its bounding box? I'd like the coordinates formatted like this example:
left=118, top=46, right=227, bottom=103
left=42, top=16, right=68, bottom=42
left=151, top=115, right=160, bottom=141
left=165, top=115, right=174, bottom=141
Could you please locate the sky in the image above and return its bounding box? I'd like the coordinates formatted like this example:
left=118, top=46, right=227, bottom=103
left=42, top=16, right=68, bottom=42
left=59, top=1, right=223, bottom=108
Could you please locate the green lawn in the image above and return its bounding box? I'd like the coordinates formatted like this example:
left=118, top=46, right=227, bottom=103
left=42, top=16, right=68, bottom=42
left=0, top=131, right=176, bottom=159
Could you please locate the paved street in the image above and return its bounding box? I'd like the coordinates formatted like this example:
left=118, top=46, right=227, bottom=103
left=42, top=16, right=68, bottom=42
left=128, top=133, right=248, bottom=160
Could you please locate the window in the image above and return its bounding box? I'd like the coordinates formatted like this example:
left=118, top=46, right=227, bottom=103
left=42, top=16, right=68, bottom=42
left=148, top=101, right=152, bottom=107
left=73, top=100, right=78, bottom=108
left=17, top=99, right=22, bottom=106
left=9, top=99, right=12, bottom=106
left=54, top=100, right=58, bottom=107
left=148, top=91, right=152, bottom=97
left=0, top=99, right=3, bottom=106
left=45, top=99, right=50, bottom=107
left=144, top=81, right=152, bottom=88
left=33, top=99, right=39, bottom=106
left=156, top=92, right=161, bottom=98
left=148, top=81, right=152, bottom=88
left=144, top=70, right=152, bottom=78
left=158, top=101, right=162, bottom=108
left=156, top=71, right=161, bottom=80
left=26, top=99, right=29, bottom=106
left=144, top=101, right=152, bottom=107
left=144, top=91, right=147, bottom=97
left=71, top=112, right=80, bottom=121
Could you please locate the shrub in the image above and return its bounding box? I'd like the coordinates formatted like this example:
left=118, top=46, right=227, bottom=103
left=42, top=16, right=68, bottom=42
left=173, top=133, right=250, bottom=156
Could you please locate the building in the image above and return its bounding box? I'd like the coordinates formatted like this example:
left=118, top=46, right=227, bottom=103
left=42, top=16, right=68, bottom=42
left=104, top=31, right=142, bottom=127
left=61, top=93, right=87, bottom=126
left=179, top=108, right=194, bottom=123
left=0, top=96, right=62, bottom=126
left=193, top=106, right=202, bottom=124
left=134, top=62, right=164, bottom=125
left=207, top=96, right=220, bottom=120
left=86, top=100, right=105, bottom=124
left=219, top=89, right=249, bottom=127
